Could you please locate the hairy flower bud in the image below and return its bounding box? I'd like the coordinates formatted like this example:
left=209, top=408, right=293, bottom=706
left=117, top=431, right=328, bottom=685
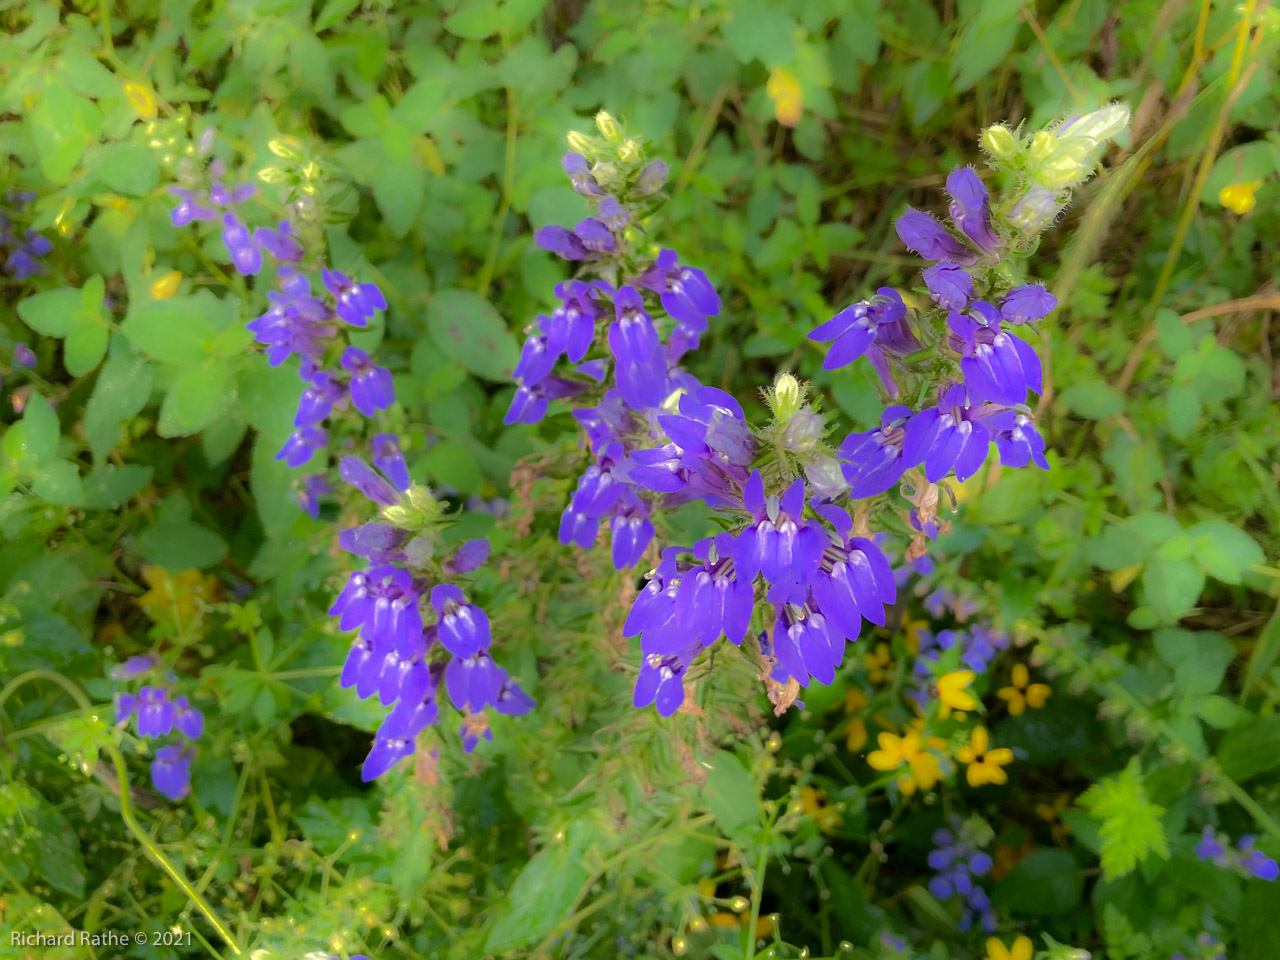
left=980, top=124, right=1018, bottom=160
left=781, top=408, right=824, bottom=453
left=772, top=372, right=803, bottom=419
left=595, top=110, right=622, bottom=142
left=635, top=160, right=668, bottom=195
left=1007, top=187, right=1064, bottom=234
left=269, top=135, right=304, bottom=159
left=1029, top=131, right=1058, bottom=161
left=566, top=130, right=593, bottom=155
left=618, top=137, right=641, bottom=163
left=1057, top=103, right=1131, bottom=144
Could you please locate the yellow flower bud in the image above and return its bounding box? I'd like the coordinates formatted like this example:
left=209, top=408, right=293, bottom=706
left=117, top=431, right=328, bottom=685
left=268, top=135, right=303, bottom=159
left=618, top=138, right=641, bottom=163
left=1029, top=131, right=1058, bottom=161
left=150, top=270, right=182, bottom=300
left=772, top=372, right=802, bottom=419
left=766, top=67, right=804, bottom=127
left=981, top=124, right=1018, bottom=160
left=257, top=166, right=289, bottom=184
left=1219, top=181, right=1260, bottom=215
left=122, top=81, right=158, bottom=120
left=566, top=130, right=594, bottom=155
left=301, top=160, right=321, bottom=181
left=595, top=110, right=622, bottom=142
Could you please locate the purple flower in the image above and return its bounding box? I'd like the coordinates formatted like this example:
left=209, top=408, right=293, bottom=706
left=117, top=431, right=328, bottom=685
left=634, top=643, right=701, bottom=716
left=562, top=152, right=606, bottom=197
left=492, top=667, right=535, bottom=716
left=339, top=455, right=401, bottom=506
left=922, top=263, right=974, bottom=312
left=895, top=209, right=979, bottom=266
left=371, top=434, right=410, bottom=491
left=734, top=471, right=827, bottom=590
left=597, top=197, right=629, bottom=230
left=135, top=686, right=175, bottom=738
left=341, top=346, right=394, bottom=417
left=246, top=268, right=338, bottom=367
left=169, top=187, right=217, bottom=227
left=13, top=342, right=36, bottom=367
left=294, top=369, right=343, bottom=428
left=977, top=408, right=1049, bottom=471
left=172, top=696, right=205, bottom=740
left=253, top=221, right=305, bottom=263
left=297, top=475, right=332, bottom=518
left=946, top=167, right=1002, bottom=256
left=322, top=268, right=388, bottom=327
left=1237, top=835, right=1279, bottom=882
left=770, top=601, right=846, bottom=688
left=275, top=426, right=327, bottom=468
left=445, top=651, right=500, bottom=712
left=535, top=225, right=590, bottom=260
left=362, top=730, right=415, bottom=780
left=151, top=744, right=192, bottom=801
left=339, top=522, right=410, bottom=563
left=1000, top=285, right=1057, bottom=324
left=837, top=405, right=915, bottom=499
left=634, top=249, right=721, bottom=333
left=902, top=385, right=991, bottom=483
left=808, top=288, right=912, bottom=373
left=947, top=303, right=1042, bottom=406
left=431, top=585, right=491, bottom=658
left=574, top=217, right=615, bottom=253
left=610, top=495, right=654, bottom=569
left=446, top=538, right=491, bottom=575
left=609, top=286, right=667, bottom=410
left=222, top=213, right=262, bottom=276
left=330, top=565, right=424, bottom=660
left=111, top=654, right=159, bottom=679
left=809, top=504, right=897, bottom=632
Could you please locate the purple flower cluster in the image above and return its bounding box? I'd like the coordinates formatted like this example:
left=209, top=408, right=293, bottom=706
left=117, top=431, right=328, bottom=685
left=1195, top=826, right=1279, bottom=881
left=1, top=191, right=53, bottom=280
left=914, top=624, right=1009, bottom=677
left=166, top=144, right=393, bottom=501
left=331, top=454, right=533, bottom=778
left=927, top=823, right=996, bottom=932
left=112, top=656, right=204, bottom=801
left=1171, top=933, right=1225, bottom=960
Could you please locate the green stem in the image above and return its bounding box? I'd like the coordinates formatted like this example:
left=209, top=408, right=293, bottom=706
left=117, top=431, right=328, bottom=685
left=0, top=670, right=245, bottom=956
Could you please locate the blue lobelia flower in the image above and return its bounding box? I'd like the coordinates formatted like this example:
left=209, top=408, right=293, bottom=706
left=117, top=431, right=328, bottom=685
left=922, top=262, right=974, bottom=312
left=371, top=433, right=411, bottom=491
left=221, top=213, right=262, bottom=276
left=609, top=493, right=655, bottom=569
left=634, top=641, right=703, bottom=716
left=999, top=284, right=1057, bottom=324
left=608, top=286, right=668, bottom=410
left=837, top=405, right=916, bottom=499
left=341, top=346, right=395, bottom=418
left=945, top=167, right=1002, bottom=256
left=297, top=474, right=333, bottom=518
left=294, top=367, right=344, bottom=428
left=339, top=523, right=410, bottom=564
left=902, top=384, right=991, bottom=484
left=444, top=650, right=501, bottom=713
left=13, top=342, right=36, bottom=367
left=135, top=685, right=175, bottom=738
left=431, top=584, right=492, bottom=658
left=808, top=288, right=912, bottom=374
left=247, top=268, right=338, bottom=367
left=322, top=268, right=388, bottom=328
left=330, top=564, right=424, bottom=660
left=172, top=696, right=205, bottom=740
left=252, top=221, right=305, bottom=262
left=275, top=426, right=327, bottom=468
left=562, top=152, right=606, bottom=197
left=733, top=471, right=827, bottom=591
left=150, top=744, right=193, bottom=801
left=977, top=408, right=1050, bottom=471
left=809, top=503, right=897, bottom=631
left=946, top=302, right=1042, bottom=406
left=340, top=455, right=401, bottom=506
left=633, top=248, right=721, bottom=333
left=895, top=208, right=979, bottom=266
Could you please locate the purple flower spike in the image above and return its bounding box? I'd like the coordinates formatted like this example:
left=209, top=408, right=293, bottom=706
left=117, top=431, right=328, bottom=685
left=275, top=426, right=327, bottom=468
left=371, top=434, right=411, bottom=491
left=945, top=167, right=1002, bottom=256
left=634, top=249, right=721, bottom=333
left=341, top=346, right=395, bottom=417
left=14, top=342, right=36, bottom=367
left=922, top=263, right=974, bottom=312
left=339, top=456, right=401, bottom=506
left=111, top=654, right=159, bottom=679
left=172, top=696, right=205, bottom=740
left=895, top=208, right=979, bottom=266
left=169, top=187, right=216, bottom=227
left=222, top=213, right=262, bottom=276
left=135, top=685, right=175, bottom=738
left=493, top=669, right=535, bottom=716
left=362, top=731, right=415, bottom=780
left=151, top=745, right=192, bottom=801
left=838, top=405, right=916, bottom=499
left=431, top=585, right=491, bottom=658
left=536, top=225, right=590, bottom=261
left=574, top=217, right=615, bottom=253
left=902, top=385, right=991, bottom=483
left=445, top=651, right=499, bottom=713
left=298, top=475, right=332, bottom=518
left=947, top=304, right=1041, bottom=406
left=294, top=370, right=342, bottom=428
left=634, top=644, right=700, bottom=716
left=446, top=538, right=491, bottom=575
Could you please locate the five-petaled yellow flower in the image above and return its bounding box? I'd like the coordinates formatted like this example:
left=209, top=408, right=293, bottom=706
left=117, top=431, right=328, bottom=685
left=998, top=663, right=1051, bottom=715
left=985, top=935, right=1033, bottom=960
left=958, top=726, right=1014, bottom=787
left=937, top=670, right=977, bottom=717
left=1219, top=180, right=1260, bottom=215
left=865, top=642, right=894, bottom=684
left=796, top=785, right=842, bottom=832
left=867, top=730, right=942, bottom=795
left=843, top=686, right=868, bottom=752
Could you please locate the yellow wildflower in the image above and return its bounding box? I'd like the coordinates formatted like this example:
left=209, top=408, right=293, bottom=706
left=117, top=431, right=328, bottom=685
left=937, top=670, right=977, bottom=716
left=902, top=617, right=928, bottom=654
left=867, top=730, right=942, bottom=795
left=122, top=80, right=158, bottom=120
left=843, top=686, right=868, bottom=751
left=766, top=67, right=803, bottom=127
left=709, top=913, right=739, bottom=928
left=997, top=663, right=1051, bottom=716
left=957, top=726, right=1014, bottom=787
left=864, top=642, right=894, bottom=684
left=697, top=878, right=716, bottom=899
left=1036, top=793, right=1072, bottom=846
left=136, top=566, right=220, bottom=632
left=150, top=270, right=182, bottom=300
left=985, top=936, right=1033, bottom=960
left=1219, top=180, right=1261, bottom=215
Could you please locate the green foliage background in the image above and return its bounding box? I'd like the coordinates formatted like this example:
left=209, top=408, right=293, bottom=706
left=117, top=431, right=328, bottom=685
left=0, top=1, right=1278, bottom=959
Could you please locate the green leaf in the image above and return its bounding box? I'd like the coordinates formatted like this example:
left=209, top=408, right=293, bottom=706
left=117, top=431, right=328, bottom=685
left=702, top=751, right=761, bottom=849
left=1141, top=556, right=1204, bottom=621
left=81, top=464, right=153, bottom=509
left=993, top=848, right=1083, bottom=916
left=1155, top=308, right=1194, bottom=358
left=1165, top=383, right=1200, bottom=440
left=425, top=288, right=519, bottom=382
left=1186, top=521, right=1263, bottom=585
left=30, top=80, right=103, bottom=182
left=4, top=394, right=60, bottom=473
left=32, top=461, right=83, bottom=505
left=371, top=154, right=425, bottom=239
left=951, top=0, right=1026, bottom=92
left=1078, top=760, right=1169, bottom=881
left=157, top=361, right=233, bottom=437
left=482, top=819, right=596, bottom=953
left=17, top=287, right=80, bottom=337
left=1218, top=715, right=1280, bottom=783
left=1192, top=694, right=1247, bottom=729
left=1243, top=605, right=1280, bottom=696
left=121, top=298, right=220, bottom=365
left=135, top=501, right=228, bottom=570
left=87, top=142, right=158, bottom=196
left=444, top=0, right=501, bottom=40
left=719, top=0, right=797, bottom=66
left=1060, top=378, right=1125, bottom=419
left=1239, top=875, right=1280, bottom=960
left=1153, top=628, right=1233, bottom=696
left=84, top=353, right=153, bottom=460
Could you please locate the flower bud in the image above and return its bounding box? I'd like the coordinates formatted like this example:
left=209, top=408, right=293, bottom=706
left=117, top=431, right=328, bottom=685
left=257, top=166, right=289, bottom=184
left=635, top=159, right=669, bottom=196
left=772, top=372, right=802, bottom=419
left=1029, top=131, right=1058, bottom=161
left=618, top=137, right=641, bottom=163
left=268, top=135, right=303, bottom=159
left=122, top=81, right=158, bottom=120
left=150, top=270, right=182, bottom=300
left=980, top=124, right=1018, bottom=160
left=1058, top=103, right=1131, bottom=144
left=1007, top=186, right=1064, bottom=233
left=1035, top=153, right=1089, bottom=189
left=595, top=110, right=622, bottom=142
left=566, top=130, right=594, bottom=155
left=781, top=409, right=824, bottom=454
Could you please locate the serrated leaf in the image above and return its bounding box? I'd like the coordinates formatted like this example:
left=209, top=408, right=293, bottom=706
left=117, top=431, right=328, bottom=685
left=157, top=361, right=233, bottom=437
left=121, top=299, right=220, bottom=365
left=1060, top=378, right=1125, bottom=419
left=1165, top=383, right=1200, bottom=440
left=1078, top=760, right=1168, bottom=880
left=951, top=0, right=1025, bottom=92
left=31, top=80, right=103, bottom=182
left=1141, top=556, right=1204, bottom=621
left=425, top=288, right=519, bottom=382
left=85, top=353, right=153, bottom=460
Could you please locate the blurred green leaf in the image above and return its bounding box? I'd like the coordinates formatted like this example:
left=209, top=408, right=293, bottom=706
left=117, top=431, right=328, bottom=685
left=425, top=288, right=519, bottom=382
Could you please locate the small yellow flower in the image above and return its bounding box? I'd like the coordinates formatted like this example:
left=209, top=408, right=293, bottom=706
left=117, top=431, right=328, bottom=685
left=998, top=663, right=1051, bottom=716
left=136, top=566, right=220, bottom=632
left=796, top=785, right=842, bottom=832
left=985, top=935, right=1033, bottom=960
left=865, top=642, right=894, bottom=684
left=958, top=726, right=1014, bottom=787
left=122, top=80, right=158, bottom=120
left=150, top=270, right=182, bottom=300
left=902, top=618, right=928, bottom=654
left=843, top=686, right=868, bottom=752
left=867, top=730, right=942, bottom=795
left=1219, top=180, right=1261, bottom=215
left=766, top=67, right=803, bottom=127
left=697, top=877, right=716, bottom=898
left=937, top=670, right=977, bottom=715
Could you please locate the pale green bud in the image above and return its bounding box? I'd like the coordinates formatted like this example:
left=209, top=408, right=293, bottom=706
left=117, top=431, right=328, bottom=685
left=268, top=135, right=303, bottom=159
left=566, top=130, right=593, bottom=155
left=595, top=110, right=622, bottom=142
left=773, top=373, right=803, bottom=419
left=257, top=166, right=289, bottom=184
left=1036, top=154, right=1090, bottom=189
left=781, top=408, right=824, bottom=453
left=980, top=124, right=1018, bottom=160
left=617, top=137, right=641, bottom=163
left=1057, top=103, right=1131, bottom=144
left=1029, top=131, right=1058, bottom=161
left=1007, top=186, right=1065, bottom=234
